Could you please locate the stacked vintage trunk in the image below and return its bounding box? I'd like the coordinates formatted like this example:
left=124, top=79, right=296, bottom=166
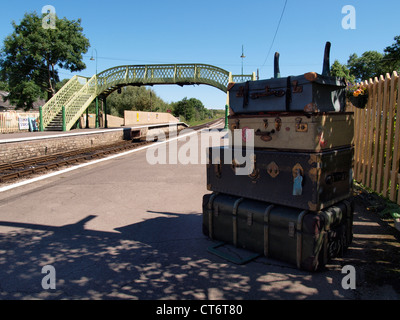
left=202, top=42, right=355, bottom=271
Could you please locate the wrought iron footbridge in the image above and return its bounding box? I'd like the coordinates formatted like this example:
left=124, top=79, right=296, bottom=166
left=41, top=63, right=256, bottom=131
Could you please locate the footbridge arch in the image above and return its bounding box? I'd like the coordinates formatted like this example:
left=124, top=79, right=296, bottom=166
left=41, top=63, right=256, bottom=131
left=96, top=63, right=255, bottom=97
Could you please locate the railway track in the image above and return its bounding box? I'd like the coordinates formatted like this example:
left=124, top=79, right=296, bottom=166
left=0, top=118, right=223, bottom=185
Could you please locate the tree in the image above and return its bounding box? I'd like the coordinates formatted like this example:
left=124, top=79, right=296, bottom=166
left=0, top=12, right=90, bottom=110
left=106, top=86, right=170, bottom=117
left=330, top=60, right=355, bottom=83
left=172, top=97, right=195, bottom=122
left=383, top=35, right=400, bottom=73
left=347, top=51, right=389, bottom=82
left=187, top=97, right=206, bottom=121
left=171, top=97, right=213, bottom=122
left=0, top=81, right=8, bottom=91
left=55, top=78, right=70, bottom=92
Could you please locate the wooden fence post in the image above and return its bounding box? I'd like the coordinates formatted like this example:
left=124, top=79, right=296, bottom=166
left=383, top=72, right=398, bottom=198
left=389, top=72, right=400, bottom=204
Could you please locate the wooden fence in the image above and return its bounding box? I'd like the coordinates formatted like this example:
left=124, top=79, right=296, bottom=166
left=0, top=111, right=39, bottom=133
left=348, top=71, right=400, bottom=205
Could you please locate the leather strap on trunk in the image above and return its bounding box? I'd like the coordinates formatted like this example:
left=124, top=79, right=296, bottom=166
left=285, top=76, right=292, bottom=111
left=242, top=81, right=250, bottom=109
left=207, top=193, right=219, bottom=240
left=296, top=210, right=308, bottom=269
left=232, top=198, right=244, bottom=247
left=263, top=205, right=274, bottom=257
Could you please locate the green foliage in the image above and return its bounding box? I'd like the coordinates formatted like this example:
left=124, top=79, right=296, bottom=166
left=330, top=60, right=355, bottom=83
left=384, top=35, right=400, bottom=73
left=55, top=78, right=70, bottom=92
left=185, top=108, right=224, bottom=126
left=171, top=97, right=194, bottom=121
left=345, top=36, right=400, bottom=82
left=0, top=80, right=8, bottom=90
left=347, top=51, right=390, bottom=82
left=378, top=204, right=400, bottom=220
left=105, top=86, right=170, bottom=117
left=335, top=35, right=400, bottom=83
left=0, top=11, right=90, bottom=110
left=171, top=97, right=213, bottom=122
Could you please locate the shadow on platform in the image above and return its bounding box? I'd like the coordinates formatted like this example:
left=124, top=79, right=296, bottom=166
left=0, top=200, right=399, bottom=300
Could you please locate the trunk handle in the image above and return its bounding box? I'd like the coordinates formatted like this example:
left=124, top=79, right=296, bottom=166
left=255, top=128, right=276, bottom=142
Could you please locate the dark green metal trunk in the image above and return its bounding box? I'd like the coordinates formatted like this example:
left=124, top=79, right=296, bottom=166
left=202, top=193, right=354, bottom=272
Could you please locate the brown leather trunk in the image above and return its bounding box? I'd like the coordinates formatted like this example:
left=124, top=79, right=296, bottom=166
left=228, top=112, right=354, bottom=152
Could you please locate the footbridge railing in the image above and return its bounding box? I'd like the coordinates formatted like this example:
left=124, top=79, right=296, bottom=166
left=96, top=63, right=255, bottom=96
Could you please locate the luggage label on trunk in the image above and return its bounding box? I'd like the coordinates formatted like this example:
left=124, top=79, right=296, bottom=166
left=242, top=127, right=254, bottom=142
left=250, top=86, right=286, bottom=99
left=292, top=163, right=304, bottom=196
left=238, top=80, right=303, bottom=100
left=325, top=171, right=349, bottom=184
left=317, top=126, right=328, bottom=148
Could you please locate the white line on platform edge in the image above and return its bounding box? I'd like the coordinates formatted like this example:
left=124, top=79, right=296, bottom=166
left=0, top=123, right=223, bottom=193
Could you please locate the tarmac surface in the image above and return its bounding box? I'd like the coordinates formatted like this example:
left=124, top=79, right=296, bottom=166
left=0, top=125, right=399, bottom=300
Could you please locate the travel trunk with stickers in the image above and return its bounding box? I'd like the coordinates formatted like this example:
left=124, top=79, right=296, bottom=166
left=227, top=112, right=354, bottom=152
left=206, top=146, right=354, bottom=211
left=202, top=193, right=354, bottom=272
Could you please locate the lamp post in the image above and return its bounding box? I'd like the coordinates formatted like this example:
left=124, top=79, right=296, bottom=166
left=90, top=49, right=98, bottom=75
left=90, top=49, right=99, bottom=128
left=240, top=45, right=246, bottom=77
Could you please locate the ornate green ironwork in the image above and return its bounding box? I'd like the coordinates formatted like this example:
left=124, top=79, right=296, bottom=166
left=96, top=64, right=255, bottom=96
left=41, top=63, right=256, bottom=131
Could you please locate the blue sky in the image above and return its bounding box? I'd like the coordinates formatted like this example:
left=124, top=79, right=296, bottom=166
left=0, top=0, right=399, bottom=109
